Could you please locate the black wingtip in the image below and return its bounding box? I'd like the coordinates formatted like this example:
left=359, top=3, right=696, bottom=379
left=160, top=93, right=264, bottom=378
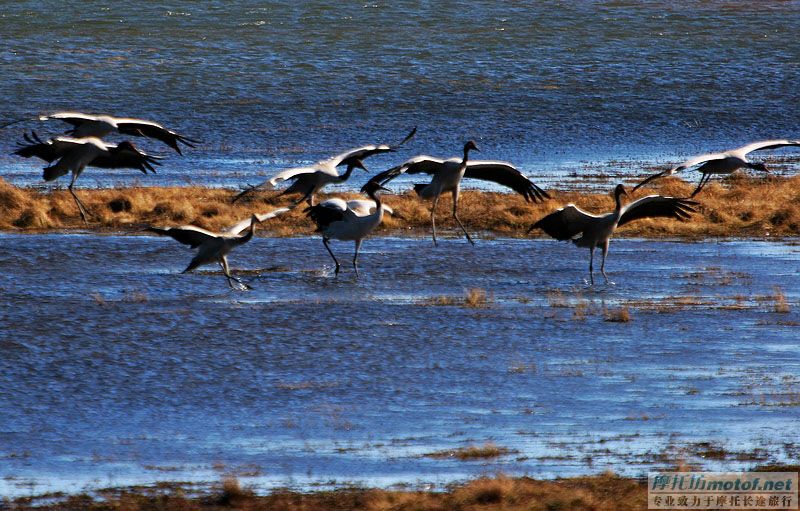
left=393, top=126, right=417, bottom=148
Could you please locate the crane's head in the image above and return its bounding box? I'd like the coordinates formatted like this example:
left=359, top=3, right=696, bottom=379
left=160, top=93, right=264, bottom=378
left=749, top=162, right=769, bottom=173
left=114, top=140, right=139, bottom=153
left=464, top=140, right=479, bottom=153
left=351, top=159, right=368, bottom=172
left=614, top=184, right=628, bottom=198
left=360, top=179, right=391, bottom=197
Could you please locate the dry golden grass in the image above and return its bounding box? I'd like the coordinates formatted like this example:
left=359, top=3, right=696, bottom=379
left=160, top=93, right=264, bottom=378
left=10, top=473, right=649, bottom=510
left=603, top=307, right=631, bottom=323
left=425, top=288, right=493, bottom=308
left=1, top=174, right=800, bottom=237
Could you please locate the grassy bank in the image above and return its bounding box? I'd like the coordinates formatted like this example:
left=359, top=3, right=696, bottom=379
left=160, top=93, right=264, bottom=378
left=0, top=174, right=798, bottom=237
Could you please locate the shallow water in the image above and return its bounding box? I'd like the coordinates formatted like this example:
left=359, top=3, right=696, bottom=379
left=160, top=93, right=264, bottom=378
left=2, top=2, right=800, bottom=191
left=1, top=233, right=799, bottom=496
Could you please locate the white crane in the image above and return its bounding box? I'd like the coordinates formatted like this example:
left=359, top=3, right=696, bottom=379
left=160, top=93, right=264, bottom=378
left=634, top=139, right=800, bottom=196
left=30, top=112, right=199, bottom=154
left=13, top=131, right=162, bottom=223
left=232, top=127, right=416, bottom=205
left=146, top=208, right=289, bottom=290
left=304, top=180, right=392, bottom=276
left=529, top=184, right=699, bottom=285
left=366, top=140, right=549, bottom=246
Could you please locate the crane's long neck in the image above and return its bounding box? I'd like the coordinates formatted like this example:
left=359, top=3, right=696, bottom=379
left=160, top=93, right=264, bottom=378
left=234, top=218, right=257, bottom=246
left=461, top=146, right=472, bottom=167
left=338, top=163, right=357, bottom=182
left=368, top=190, right=383, bottom=210
left=613, top=189, right=625, bottom=216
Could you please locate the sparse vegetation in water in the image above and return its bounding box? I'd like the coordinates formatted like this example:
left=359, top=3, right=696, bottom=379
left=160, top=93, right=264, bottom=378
left=464, top=287, right=491, bottom=307
left=425, top=288, right=493, bottom=308
left=772, top=286, right=791, bottom=313
left=604, top=307, right=631, bottom=322
left=424, top=442, right=517, bottom=460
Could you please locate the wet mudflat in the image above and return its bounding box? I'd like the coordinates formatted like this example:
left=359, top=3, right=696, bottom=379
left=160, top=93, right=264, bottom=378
left=0, top=233, right=798, bottom=497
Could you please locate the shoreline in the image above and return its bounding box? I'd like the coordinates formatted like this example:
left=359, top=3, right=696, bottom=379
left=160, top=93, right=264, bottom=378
left=8, top=467, right=799, bottom=510
left=1, top=175, right=798, bottom=238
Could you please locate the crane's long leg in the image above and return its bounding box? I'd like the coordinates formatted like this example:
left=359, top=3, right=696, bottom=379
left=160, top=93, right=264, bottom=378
left=352, top=239, right=362, bottom=277
left=691, top=173, right=712, bottom=197
left=430, top=194, right=440, bottom=247
left=323, top=237, right=341, bottom=275
left=600, top=239, right=613, bottom=285
left=296, top=188, right=315, bottom=208
left=452, top=189, right=475, bottom=246
left=68, top=172, right=90, bottom=224
left=221, top=256, right=251, bottom=290
left=588, top=246, right=595, bottom=286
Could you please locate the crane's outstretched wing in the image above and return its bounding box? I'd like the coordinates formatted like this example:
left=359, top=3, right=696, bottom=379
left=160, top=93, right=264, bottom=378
left=734, top=139, right=800, bottom=156
left=267, top=166, right=320, bottom=186
left=528, top=205, right=598, bottom=240
left=366, top=156, right=445, bottom=188
left=231, top=165, right=319, bottom=203
left=13, top=133, right=94, bottom=162
left=326, top=126, right=417, bottom=167
left=147, top=225, right=218, bottom=248
left=305, top=198, right=347, bottom=231
left=92, top=142, right=162, bottom=174
left=463, top=161, right=550, bottom=203
left=39, top=112, right=99, bottom=127
left=224, top=207, right=291, bottom=236
left=617, top=195, right=699, bottom=227
left=115, top=118, right=199, bottom=155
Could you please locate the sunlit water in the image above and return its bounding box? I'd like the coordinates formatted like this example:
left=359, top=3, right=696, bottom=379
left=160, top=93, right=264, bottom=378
left=0, top=233, right=799, bottom=496
left=1, top=2, right=800, bottom=191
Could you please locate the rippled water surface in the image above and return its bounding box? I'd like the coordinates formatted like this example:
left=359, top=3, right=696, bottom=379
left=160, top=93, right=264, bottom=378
left=1, top=1, right=800, bottom=190
left=1, top=233, right=799, bottom=496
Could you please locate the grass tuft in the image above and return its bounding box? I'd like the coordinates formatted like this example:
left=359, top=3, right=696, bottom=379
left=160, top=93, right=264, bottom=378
left=425, top=442, right=517, bottom=461
left=773, top=286, right=791, bottom=313
left=604, top=307, right=631, bottom=322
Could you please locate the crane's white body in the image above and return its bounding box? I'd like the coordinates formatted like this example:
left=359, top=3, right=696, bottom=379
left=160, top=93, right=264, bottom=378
left=44, top=137, right=111, bottom=179
left=306, top=183, right=392, bottom=276
left=316, top=198, right=389, bottom=241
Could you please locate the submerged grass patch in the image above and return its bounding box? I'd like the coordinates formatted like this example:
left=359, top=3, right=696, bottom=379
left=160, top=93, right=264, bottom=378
left=424, top=442, right=518, bottom=460
left=424, top=288, right=493, bottom=308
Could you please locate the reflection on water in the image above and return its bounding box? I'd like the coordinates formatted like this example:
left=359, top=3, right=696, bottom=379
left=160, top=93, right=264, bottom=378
left=0, top=233, right=798, bottom=496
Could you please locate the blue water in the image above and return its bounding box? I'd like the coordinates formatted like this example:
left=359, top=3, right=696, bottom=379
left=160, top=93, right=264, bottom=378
left=1, top=1, right=799, bottom=190
left=2, top=1, right=800, bottom=498
left=0, top=234, right=799, bottom=496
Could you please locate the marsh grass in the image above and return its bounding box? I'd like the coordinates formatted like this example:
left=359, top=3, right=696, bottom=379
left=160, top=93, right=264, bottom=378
left=425, top=288, right=493, bottom=308
left=3, top=175, right=800, bottom=237
left=464, top=287, right=491, bottom=307
left=9, top=472, right=651, bottom=510
left=603, top=307, right=631, bottom=322
left=424, top=442, right=517, bottom=460
left=772, top=286, right=791, bottom=313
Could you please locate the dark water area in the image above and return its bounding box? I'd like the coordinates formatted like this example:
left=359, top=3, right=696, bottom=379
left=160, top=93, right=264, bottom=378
left=1, top=2, right=800, bottom=190
left=1, top=233, right=799, bottom=496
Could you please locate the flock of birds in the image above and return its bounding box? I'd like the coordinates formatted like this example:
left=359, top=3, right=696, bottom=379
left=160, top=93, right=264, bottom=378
left=6, top=111, right=800, bottom=289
